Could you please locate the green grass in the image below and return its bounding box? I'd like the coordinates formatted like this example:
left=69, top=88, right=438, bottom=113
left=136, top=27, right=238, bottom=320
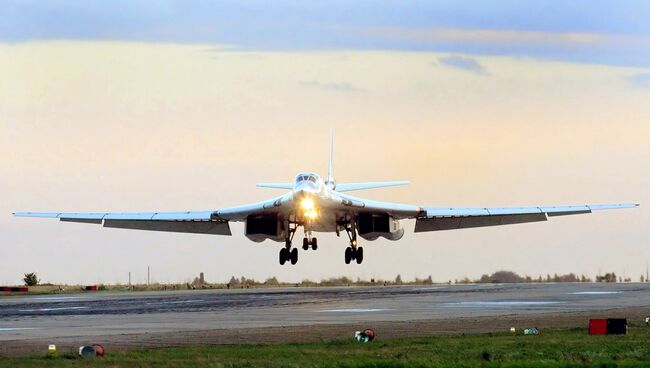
left=2, top=328, right=650, bottom=367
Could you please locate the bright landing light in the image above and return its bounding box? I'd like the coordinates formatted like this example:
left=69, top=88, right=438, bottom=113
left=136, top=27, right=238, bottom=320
left=300, top=198, right=318, bottom=219
left=301, top=198, right=314, bottom=210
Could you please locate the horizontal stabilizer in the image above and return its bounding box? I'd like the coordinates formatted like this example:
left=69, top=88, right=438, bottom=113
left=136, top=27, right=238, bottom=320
left=335, top=181, right=409, bottom=192
left=256, top=183, right=293, bottom=190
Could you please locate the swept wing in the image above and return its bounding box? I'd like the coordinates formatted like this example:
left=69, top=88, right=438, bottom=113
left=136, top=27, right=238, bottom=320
left=14, top=193, right=292, bottom=235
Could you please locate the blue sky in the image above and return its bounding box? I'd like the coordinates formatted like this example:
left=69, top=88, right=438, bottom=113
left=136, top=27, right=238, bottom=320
left=2, top=0, right=650, bottom=67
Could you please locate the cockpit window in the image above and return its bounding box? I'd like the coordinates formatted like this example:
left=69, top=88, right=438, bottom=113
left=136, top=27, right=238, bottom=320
left=295, top=175, right=318, bottom=184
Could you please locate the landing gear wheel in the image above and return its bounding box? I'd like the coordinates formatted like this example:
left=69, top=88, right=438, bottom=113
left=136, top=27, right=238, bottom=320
left=345, top=247, right=352, bottom=264
left=302, top=238, right=309, bottom=250
left=311, top=238, right=318, bottom=250
left=279, top=248, right=289, bottom=265
left=355, top=247, right=364, bottom=264
left=290, top=248, right=298, bottom=265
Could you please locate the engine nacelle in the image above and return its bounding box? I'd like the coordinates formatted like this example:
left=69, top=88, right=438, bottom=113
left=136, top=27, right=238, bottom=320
left=245, top=216, right=285, bottom=243
left=357, top=213, right=404, bottom=241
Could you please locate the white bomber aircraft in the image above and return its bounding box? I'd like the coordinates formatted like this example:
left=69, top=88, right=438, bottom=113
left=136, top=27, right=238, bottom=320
left=14, top=134, right=638, bottom=265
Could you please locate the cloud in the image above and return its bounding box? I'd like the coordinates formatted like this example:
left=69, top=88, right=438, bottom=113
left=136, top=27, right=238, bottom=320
left=3, top=2, right=650, bottom=67
left=360, top=27, right=646, bottom=47
left=299, top=80, right=361, bottom=92
left=340, top=25, right=650, bottom=67
left=437, top=55, right=488, bottom=75
left=627, top=73, right=650, bottom=88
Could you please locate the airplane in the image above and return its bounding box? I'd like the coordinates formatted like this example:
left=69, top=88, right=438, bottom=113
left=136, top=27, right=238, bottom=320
left=14, top=133, right=638, bottom=265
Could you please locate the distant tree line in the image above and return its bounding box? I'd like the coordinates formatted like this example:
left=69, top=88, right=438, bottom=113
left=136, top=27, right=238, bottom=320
left=468, top=271, right=592, bottom=284
left=18, top=269, right=645, bottom=290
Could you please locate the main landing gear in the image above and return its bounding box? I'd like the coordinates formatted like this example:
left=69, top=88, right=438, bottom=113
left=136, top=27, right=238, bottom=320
left=280, top=223, right=299, bottom=265
left=279, top=246, right=298, bottom=265
left=343, top=223, right=363, bottom=264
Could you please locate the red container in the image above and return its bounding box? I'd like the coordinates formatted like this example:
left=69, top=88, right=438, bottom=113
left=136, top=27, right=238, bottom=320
left=589, top=319, right=607, bottom=335
left=1, top=286, right=28, bottom=292
left=85, top=285, right=98, bottom=291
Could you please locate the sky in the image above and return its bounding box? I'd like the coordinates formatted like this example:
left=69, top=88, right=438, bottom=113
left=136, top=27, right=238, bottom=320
left=1, top=1, right=649, bottom=285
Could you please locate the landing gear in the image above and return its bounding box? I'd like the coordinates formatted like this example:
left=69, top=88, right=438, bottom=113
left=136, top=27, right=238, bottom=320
left=343, top=222, right=363, bottom=264
left=301, top=237, right=318, bottom=250
left=280, top=223, right=299, bottom=265
left=279, top=245, right=298, bottom=265
left=280, top=219, right=369, bottom=266
left=302, top=228, right=318, bottom=251
left=344, top=246, right=364, bottom=264
left=279, top=247, right=289, bottom=265
left=290, top=248, right=298, bottom=265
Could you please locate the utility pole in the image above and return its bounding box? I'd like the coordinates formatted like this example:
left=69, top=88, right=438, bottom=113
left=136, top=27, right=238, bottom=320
left=128, top=272, right=131, bottom=287
left=646, top=263, right=648, bottom=283
left=147, top=266, right=150, bottom=286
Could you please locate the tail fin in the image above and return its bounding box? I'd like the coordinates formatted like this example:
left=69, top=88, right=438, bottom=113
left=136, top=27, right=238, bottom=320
left=326, top=129, right=336, bottom=188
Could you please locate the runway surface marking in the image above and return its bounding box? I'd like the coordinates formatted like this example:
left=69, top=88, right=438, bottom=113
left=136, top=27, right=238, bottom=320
left=0, top=328, right=39, bottom=332
left=146, top=299, right=204, bottom=305
left=445, top=301, right=564, bottom=306
left=30, top=296, right=91, bottom=301
left=18, top=306, right=89, bottom=312
left=319, top=308, right=389, bottom=313
left=570, top=291, right=622, bottom=295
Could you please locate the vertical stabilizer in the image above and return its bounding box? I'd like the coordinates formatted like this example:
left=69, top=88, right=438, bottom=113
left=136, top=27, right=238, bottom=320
left=326, top=129, right=336, bottom=189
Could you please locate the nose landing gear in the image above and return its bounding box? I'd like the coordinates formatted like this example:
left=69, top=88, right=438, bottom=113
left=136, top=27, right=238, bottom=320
left=311, top=237, right=318, bottom=250
left=302, top=237, right=318, bottom=250
left=302, top=228, right=318, bottom=251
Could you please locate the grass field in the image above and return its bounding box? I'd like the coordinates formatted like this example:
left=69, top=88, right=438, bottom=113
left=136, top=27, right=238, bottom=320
left=1, top=328, right=649, bottom=367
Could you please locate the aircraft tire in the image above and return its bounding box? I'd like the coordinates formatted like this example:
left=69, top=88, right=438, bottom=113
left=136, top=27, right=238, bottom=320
left=279, top=248, right=288, bottom=265
left=356, top=247, right=364, bottom=264
left=290, top=248, right=298, bottom=265
left=311, top=238, right=318, bottom=250
left=302, top=238, right=309, bottom=250
left=344, top=247, right=352, bottom=264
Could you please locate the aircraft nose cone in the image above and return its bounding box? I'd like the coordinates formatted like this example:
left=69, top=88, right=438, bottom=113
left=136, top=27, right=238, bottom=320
left=297, top=188, right=312, bottom=197
left=294, top=183, right=318, bottom=199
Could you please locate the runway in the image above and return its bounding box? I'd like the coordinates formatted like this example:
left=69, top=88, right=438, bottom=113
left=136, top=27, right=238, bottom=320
left=2, top=282, right=650, bottom=343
